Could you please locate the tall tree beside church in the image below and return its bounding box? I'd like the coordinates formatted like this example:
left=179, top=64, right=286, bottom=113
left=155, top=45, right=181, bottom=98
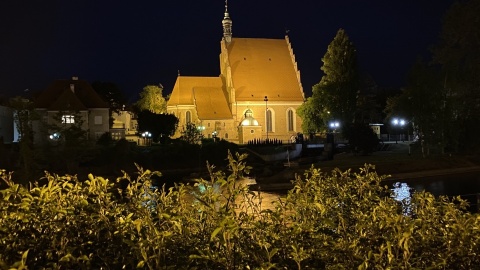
left=135, top=85, right=167, bottom=114
left=298, top=29, right=359, bottom=133
left=432, top=0, right=480, bottom=153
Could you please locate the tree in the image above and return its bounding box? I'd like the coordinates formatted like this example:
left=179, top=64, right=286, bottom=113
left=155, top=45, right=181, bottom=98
left=385, top=59, right=450, bottom=156
left=9, top=97, right=38, bottom=180
left=356, top=75, right=386, bottom=125
left=136, top=111, right=178, bottom=143
left=298, top=29, right=359, bottom=133
left=180, top=122, right=203, bottom=145
left=46, top=111, right=90, bottom=172
left=134, top=85, right=167, bottom=114
left=432, top=0, right=480, bottom=153
left=91, top=81, right=127, bottom=113
left=345, top=123, right=379, bottom=155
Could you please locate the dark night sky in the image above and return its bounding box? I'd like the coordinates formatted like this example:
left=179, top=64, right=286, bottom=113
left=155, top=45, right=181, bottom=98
left=0, top=0, right=454, bottom=102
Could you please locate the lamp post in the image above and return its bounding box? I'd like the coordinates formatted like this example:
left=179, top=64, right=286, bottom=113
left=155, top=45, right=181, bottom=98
left=197, top=125, right=205, bottom=136
left=142, top=131, right=151, bottom=146
left=212, top=130, right=218, bottom=142
left=326, top=121, right=340, bottom=160
left=391, top=118, right=406, bottom=144
left=329, top=121, right=340, bottom=133
left=264, top=96, right=269, bottom=140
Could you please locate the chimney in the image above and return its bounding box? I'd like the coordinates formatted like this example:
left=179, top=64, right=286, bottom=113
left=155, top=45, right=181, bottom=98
left=72, top=76, right=78, bottom=80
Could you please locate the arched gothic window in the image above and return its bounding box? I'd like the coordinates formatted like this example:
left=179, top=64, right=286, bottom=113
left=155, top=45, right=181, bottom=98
left=266, top=110, right=273, bottom=132
left=186, top=111, right=191, bottom=123
left=287, top=109, right=294, bottom=131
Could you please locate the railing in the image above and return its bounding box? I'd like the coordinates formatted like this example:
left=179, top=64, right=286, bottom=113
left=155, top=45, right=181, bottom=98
left=380, top=134, right=415, bottom=142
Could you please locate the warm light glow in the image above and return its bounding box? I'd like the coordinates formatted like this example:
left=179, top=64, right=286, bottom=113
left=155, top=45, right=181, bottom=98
left=62, top=115, right=74, bottom=124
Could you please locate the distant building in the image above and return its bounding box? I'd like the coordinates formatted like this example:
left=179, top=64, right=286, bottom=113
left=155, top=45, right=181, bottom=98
left=111, top=109, right=139, bottom=143
left=167, top=3, right=305, bottom=144
left=33, top=77, right=110, bottom=143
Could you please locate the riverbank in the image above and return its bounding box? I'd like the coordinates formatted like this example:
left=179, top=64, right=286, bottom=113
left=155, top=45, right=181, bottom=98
left=254, top=142, right=480, bottom=191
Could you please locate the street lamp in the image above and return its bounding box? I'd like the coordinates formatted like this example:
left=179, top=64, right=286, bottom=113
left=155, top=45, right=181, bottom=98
left=141, top=131, right=152, bottom=146
left=49, top=132, right=60, bottom=141
left=212, top=130, right=218, bottom=142
left=325, top=121, right=340, bottom=160
left=329, top=121, right=340, bottom=132
left=264, top=96, right=269, bottom=140
left=391, top=118, right=406, bottom=144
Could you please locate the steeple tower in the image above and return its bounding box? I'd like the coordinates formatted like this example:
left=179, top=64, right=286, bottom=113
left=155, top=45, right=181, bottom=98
left=222, top=0, right=232, bottom=43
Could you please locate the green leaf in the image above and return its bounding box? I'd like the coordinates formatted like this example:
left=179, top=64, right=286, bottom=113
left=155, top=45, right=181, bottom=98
left=136, top=260, right=145, bottom=268
left=210, top=227, right=223, bottom=241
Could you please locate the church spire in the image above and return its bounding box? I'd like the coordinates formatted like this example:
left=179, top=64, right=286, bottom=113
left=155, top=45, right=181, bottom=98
left=222, top=0, right=232, bottom=43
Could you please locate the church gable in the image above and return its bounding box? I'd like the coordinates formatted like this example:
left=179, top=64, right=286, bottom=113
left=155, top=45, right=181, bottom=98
left=225, top=38, right=305, bottom=102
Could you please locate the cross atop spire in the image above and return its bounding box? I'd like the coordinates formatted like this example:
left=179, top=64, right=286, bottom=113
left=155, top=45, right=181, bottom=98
left=222, top=0, right=232, bottom=43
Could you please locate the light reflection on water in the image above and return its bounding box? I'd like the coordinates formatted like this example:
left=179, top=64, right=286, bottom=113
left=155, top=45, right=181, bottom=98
left=392, top=182, right=411, bottom=202
left=253, top=172, right=480, bottom=213
left=390, top=171, right=480, bottom=212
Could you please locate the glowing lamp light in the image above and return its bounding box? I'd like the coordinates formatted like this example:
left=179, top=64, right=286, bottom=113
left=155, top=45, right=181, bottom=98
left=329, top=121, right=340, bottom=129
left=391, top=117, right=407, bottom=143
left=392, top=118, right=406, bottom=127
left=49, top=132, right=60, bottom=140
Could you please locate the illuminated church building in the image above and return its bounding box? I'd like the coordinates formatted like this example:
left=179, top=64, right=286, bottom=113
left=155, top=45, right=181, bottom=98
left=167, top=3, right=305, bottom=143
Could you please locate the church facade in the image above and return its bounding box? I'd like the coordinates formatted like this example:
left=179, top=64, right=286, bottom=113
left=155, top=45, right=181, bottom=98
left=167, top=4, right=305, bottom=144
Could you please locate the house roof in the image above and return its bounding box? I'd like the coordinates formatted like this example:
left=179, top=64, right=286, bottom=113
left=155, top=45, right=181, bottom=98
left=226, top=37, right=305, bottom=102
left=35, top=79, right=109, bottom=110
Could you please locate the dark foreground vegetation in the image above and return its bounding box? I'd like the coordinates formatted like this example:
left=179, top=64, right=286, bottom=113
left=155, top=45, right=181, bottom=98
left=1, top=152, right=479, bottom=269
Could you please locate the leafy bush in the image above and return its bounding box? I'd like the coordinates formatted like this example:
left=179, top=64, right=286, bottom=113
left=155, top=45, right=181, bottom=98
left=1, top=153, right=479, bottom=269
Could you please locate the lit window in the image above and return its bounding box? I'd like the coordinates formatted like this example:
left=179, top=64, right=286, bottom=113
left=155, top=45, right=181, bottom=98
left=94, top=115, right=102, bottom=125
left=287, top=109, right=294, bottom=131
left=111, top=132, right=122, bottom=140
left=62, top=115, right=74, bottom=124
